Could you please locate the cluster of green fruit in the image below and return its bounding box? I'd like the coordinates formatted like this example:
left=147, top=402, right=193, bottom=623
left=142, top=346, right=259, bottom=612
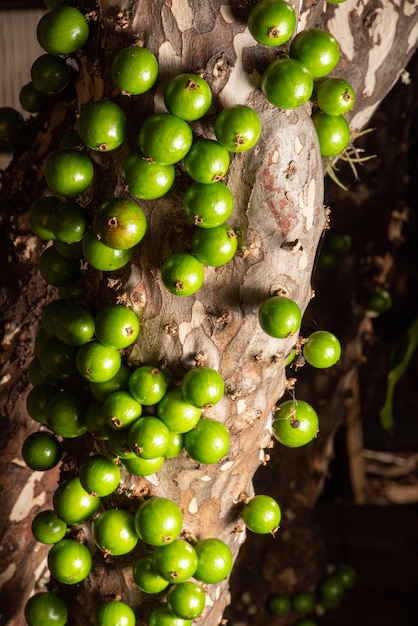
left=8, top=0, right=354, bottom=624
left=257, top=293, right=342, bottom=448
left=22, top=0, right=266, bottom=295
left=267, top=563, right=357, bottom=624
left=23, top=289, right=286, bottom=624
left=247, top=0, right=355, bottom=157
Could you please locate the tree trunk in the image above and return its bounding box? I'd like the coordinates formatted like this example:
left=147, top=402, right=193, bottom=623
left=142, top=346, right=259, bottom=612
left=0, top=1, right=417, bottom=625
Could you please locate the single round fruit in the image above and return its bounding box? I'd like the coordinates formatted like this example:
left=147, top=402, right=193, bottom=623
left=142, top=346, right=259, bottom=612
left=76, top=340, right=122, bottom=383
left=26, top=384, right=58, bottom=425
left=134, top=496, right=183, bottom=546
left=318, top=574, right=345, bottom=606
left=53, top=239, right=83, bottom=261
left=183, top=181, right=234, bottom=228
left=19, top=82, right=49, bottom=113
left=89, top=362, right=131, bottom=401
left=22, top=431, right=61, bottom=471
left=53, top=477, right=100, bottom=524
left=29, top=196, right=60, bottom=240
left=184, top=417, right=230, bottom=464
left=0, top=107, right=23, bottom=149
left=38, top=337, right=77, bottom=379
left=46, top=388, right=87, bottom=438
left=193, top=538, right=233, bottom=583
left=214, top=105, right=261, bottom=152
left=241, top=494, right=281, bottom=534
left=78, top=101, right=128, bottom=152
left=31, top=54, right=71, bottom=94
left=82, top=230, right=132, bottom=272
left=31, top=510, right=67, bottom=544
left=183, top=139, right=230, bottom=184
left=366, top=288, right=392, bottom=313
left=133, top=554, right=169, bottom=593
left=161, top=252, right=204, bottom=297
left=128, top=416, right=170, bottom=459
left=181, top=366, right=224, bottom=408
left=317, top=77, right=355, bottom=116
left=79, top=454, right=121, bottom=496
left=122, top=454, right=165, bottom=476
left=153, top=539, right=198, bottom=583
left=334, top=564, right=357, bottom=589
left=84, top=401, right=109, bottom=440
left=45, top=148, right=94, bottom=196
left=34, top=325, right=54, bottom=357
left=49, top=200, right=90, bottom=243
left=164, top=73, right=212, bottom=121
left=37, top=6, right=89, bottom=55
left=129, top=365, right=168, bottom=406
left=262, top=57, right=313, bottom=109
left=95, top=600, right=136, bottom=626
left=94, top=508, right=138, bottom=556
left=258, top=295, right=301, bottom=338
left=93, top=198, right=146, bottom=250
left=48, top=539, right=92, bottom=585
left=139, top=113, right=193, bottom=165
left=303, top=330, right=341, bottom=368
left=167, top=581, right=206, bottom=620
left=54, top=304, right=95, bottom=346
left=247, top=0, right=296, bottom=46
left=59, top=130, right=83, bottom=149
left=103, top=389, right=142, bottom=430
left=311, top=111, right=350, bottom=157
left=122, top=149, right=175, bottom=199
left=329, top=232, right=352, bottom=254
left=192, top=223, right=237, bottom=266
left=317, top=249, right=337, bottom=270
left=292, top=591, right=315, bottom=614
left=111, top=45, right=159, bottom=95
left=290, top=28, right=340, bottom=78
left=267, top=593, right=291, bottom=617
left=164, top=432, right=184, bottom=458
left=38, top=246, right=80, bottom=287
left=273, top=399, right=319, bottom=447
left=157, top=388, right=201, bottom=433
left=28, top=356, right=61, bottom=387
left=149, top=604, right=192, bottom=626
left=25, top=592, right=68, bottom=626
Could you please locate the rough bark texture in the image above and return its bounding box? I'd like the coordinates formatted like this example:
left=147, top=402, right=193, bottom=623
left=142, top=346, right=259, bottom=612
left=0, top=1, right=417, bottom=625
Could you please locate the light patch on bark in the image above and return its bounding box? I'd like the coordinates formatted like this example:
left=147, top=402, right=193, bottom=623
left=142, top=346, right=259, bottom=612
left=237, top=399, right=247, bottom=414
left=220, top=3, right=235, bottom=24
left=218, top=32, right=258, bottom=107
left=170, top=0, right=194, bottom=31
left=363, top=6, right=398, bottom=97
left=294, top=135, right=304, bottom=155
left=299, top=178, right=316, bottom=232
left=189, top=496, right=199, bottom=513
left=327, top=2, right=355, bottom=61
left=33, top=555, right=49, bottom=585
left=350, top=101, right=380, bottom=134
left=297, top=249, right=309, bottom=272
left=10, top=472, right=46, bottom=522
left=404, top=0, right=418, bottom=16
left=146, top=473, right=160, bottom=487
left=407, top=19, right=418, bottom=53
left=155, top=41, right=183, bottom=109
left=0, top=563, right=16, bottom=589
left=178, top=300, right=207, bottom=344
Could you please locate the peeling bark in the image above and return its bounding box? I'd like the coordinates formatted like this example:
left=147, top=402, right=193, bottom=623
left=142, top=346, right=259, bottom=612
left=0, top=1, right=417, bottom=625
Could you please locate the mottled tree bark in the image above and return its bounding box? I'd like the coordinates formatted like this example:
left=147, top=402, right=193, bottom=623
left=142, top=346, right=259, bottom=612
left=0, top=1, right=417, bottom=625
